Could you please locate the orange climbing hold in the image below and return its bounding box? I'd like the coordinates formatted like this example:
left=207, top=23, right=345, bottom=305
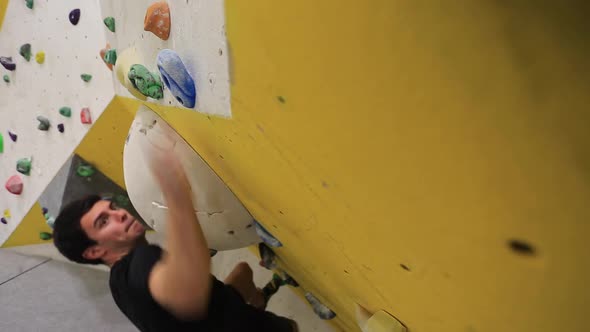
left=100, top=43, right=113, bottom=71
left=5, top=175, right=23, bottom=195
left=144, top=1, right=171, bottom=41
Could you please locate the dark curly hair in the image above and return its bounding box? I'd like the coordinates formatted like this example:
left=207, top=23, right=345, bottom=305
left=53, top=195, right=103, bottom=265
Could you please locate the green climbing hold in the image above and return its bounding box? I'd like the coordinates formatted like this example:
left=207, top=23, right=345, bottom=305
left=81, top=73, right=92, bottom=82
left=44, top=213, right=50, bottom=220
left=37, top=116, right=50, bottom=131
left=16, top=158, right=32, bottom=176
left=40, top=232, right=52, bottom=240
left=128, top=64, right=163, bottom=99
left=0, top=133, right=3, bottom=153
left=104, top=17, right=116, bottom=32
left=3, top=75, right=9, bottom=83
left=19, top=43, right=32, bottom=62
left=76, top=164, right=95, bottom=177
left=37, top=115, right=50, bottom=129
left=104, top=49, right=117, bottom=66
left=59, top=106, right=72, bottom=117
left=25, top=0, right=33, bottom=9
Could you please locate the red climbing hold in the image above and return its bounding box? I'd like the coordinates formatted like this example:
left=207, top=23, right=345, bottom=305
left=80, top=107, right=92, bottom=124
left=5, top=175, right=23, bottom=195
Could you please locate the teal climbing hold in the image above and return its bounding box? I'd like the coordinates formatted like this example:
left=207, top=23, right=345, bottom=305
left=81, top=73, right=92, bottom=82
left=76, top=163, right=95, bottom=177
left=59, top=106, right=72, bottom=117
left=103, top=49, right=117, bottom=66
left=3, top=75, right=9, bottom=83
left=104, top=17, right=116, bottom=32
left=16, top=158, right=32, bottom=175
left=19, top=43, right=32, bottom=61
left=0, top=133, right=4, bottom=153
left=128, top=64, right=163, bottom=99
left=25, top=0, right=34, bottom=9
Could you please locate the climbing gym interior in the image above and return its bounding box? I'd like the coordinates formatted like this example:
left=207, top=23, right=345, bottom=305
left=0, top=0, right=588, bottom=331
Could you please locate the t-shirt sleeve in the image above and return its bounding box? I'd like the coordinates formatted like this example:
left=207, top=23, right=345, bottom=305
left=127, top=244, right=163, bottom=302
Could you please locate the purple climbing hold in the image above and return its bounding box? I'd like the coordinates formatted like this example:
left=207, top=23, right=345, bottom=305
left=42, top=207, right=48, bottom=215
left=69, top=8, right=81, bottom=25
left=57, top=123, right=65, bottom=133
left=0, top=218, right=7, bottom=225
left=0, top=56, right=16, bottom=71
left=8, top=131, right=17, bottom=142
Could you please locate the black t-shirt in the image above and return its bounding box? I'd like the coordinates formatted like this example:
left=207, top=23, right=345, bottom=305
left=109, top=244, right=292, bottom=332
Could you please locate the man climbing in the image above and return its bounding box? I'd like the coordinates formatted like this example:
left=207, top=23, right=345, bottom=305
left=52, top=142, right=298, bottom=332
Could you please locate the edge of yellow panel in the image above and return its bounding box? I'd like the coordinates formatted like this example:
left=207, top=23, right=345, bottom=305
left=1, top=202, right=52, bottom=248
left=0, top=0, right=7, bottom=31
left=75, top=96, right=142, bottom=188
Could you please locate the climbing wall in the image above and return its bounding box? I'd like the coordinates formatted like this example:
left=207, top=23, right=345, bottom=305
left=91, top=1, right=588, bottom=331
left=1, top=0, right=589, bottom=331
left=99, top=0, right=231, bottom=117
left=0, top=0, right=114, bottom=244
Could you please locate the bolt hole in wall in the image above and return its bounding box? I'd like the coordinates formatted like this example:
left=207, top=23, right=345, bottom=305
left=508, top=239, right=536, bottom=256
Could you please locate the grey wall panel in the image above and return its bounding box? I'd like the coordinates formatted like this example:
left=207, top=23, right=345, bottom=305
left=38, top=156, right=73, bottom=219
left=0, top=256, right=136, bottom=332
left=0, top=250, right=47, bottom=284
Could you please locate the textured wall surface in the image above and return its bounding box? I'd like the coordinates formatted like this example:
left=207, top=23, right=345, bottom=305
left=0, top=0, right=114, bottom=244
left=3, top=0, right=589, bottom=331
left=100, top=0, right=231, bottom=117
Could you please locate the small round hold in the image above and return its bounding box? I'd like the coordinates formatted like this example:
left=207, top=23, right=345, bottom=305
left=0, top=218, right=7, bottom=225
left=57, top=123, right=65, bottom=133
left=69, top=9, right=81, bottom=25
left=81, top=73, right=92, bottom=82
left=35, top=51, right=45, bottom=64
left=3, top=75, right=9, bottom=83
left=5, top=175, right=24, bottom=195
left=42, top=207, right=48, bottom=215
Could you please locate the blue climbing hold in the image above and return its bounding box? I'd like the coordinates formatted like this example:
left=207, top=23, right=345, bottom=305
left=254, top=220, right=283, bottom=247
left=157, top=49, right=196, bottom=108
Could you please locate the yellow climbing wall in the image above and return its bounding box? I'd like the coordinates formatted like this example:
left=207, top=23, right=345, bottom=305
left=75, top=96, right=140, bottom=188
left=1, top=202, right=52, bottom=248
left=0, top=0, right=7, bottom=30
left=12, top=0, right=587, bottom=331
